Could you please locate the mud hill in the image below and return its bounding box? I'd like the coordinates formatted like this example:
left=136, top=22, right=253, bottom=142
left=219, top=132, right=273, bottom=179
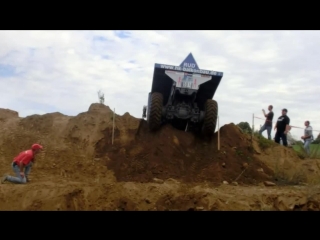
left=0, top=103, right=320, bottom=211
left=0, top=104, right=272, bottom=185
left=103, top=121, right=276, bottom=184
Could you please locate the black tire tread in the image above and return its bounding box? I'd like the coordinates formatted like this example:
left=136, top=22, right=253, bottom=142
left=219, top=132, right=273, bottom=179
left=148, top=92, right=163, bottom=131
left=202, top=99, right=218, bottom=136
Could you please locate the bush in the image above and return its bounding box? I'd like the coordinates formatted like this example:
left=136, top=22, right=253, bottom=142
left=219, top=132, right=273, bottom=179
left=312, top=139, right=320, bottom=144
left=237, top=122, right=252, bottom=134
left=312, top=134, right=320, bottom=144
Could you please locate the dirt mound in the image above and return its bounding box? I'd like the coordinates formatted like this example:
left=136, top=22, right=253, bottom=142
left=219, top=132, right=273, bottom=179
left=0, top=103, right=305, bottom=186
left=98, top=121, right=274, bottom=184
left=0, top=104, right=296, bottom=184
left=0, top=108, right=19, bottom=121
left=1, top=103, right=320, bottom=210
left=0, top=103, right=140, bottom=183
left=253, top=140, right=320, bottom=185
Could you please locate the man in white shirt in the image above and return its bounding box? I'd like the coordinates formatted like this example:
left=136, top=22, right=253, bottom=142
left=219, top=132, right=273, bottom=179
left=301, top=120, right=313, bottom=156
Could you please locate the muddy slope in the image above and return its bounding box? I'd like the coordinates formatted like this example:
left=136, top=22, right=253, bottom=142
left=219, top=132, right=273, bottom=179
left=1, top=103, right=320, bottom=210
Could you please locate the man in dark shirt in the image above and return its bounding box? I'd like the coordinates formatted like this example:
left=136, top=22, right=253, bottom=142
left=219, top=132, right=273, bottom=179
left=274, top=108, right=291, bottom=146
left=259, top=105, right=274, bottom=140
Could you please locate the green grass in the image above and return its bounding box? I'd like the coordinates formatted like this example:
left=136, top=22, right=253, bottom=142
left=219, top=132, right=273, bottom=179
left=253, top=131, right=275, bottom=150
left=292, top=143, right=320, bottom=159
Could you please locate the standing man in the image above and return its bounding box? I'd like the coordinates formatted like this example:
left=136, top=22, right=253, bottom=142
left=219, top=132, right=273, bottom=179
left=301, top=121, right=313, bottom=156
left=274, top=108, right=291, bottom=146
left=259, top=105, right=274, bottom=140
left=1, top=143, right=43, bottom=184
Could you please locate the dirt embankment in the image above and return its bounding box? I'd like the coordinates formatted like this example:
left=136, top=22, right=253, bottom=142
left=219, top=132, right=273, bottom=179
left=0, top=103, right=319, bottom=211
left=100, top=121, right=274, bottom=184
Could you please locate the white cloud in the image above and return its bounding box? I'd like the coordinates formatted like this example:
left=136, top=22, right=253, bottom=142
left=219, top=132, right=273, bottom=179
left=0, top=30, right=319, bottom=140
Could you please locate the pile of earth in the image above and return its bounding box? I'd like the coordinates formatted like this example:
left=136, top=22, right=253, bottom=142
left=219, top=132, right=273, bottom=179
left=100, top=120, right=275, bottom=184
left=0, top=103, right=274, bottom=186
left=1, top=103, right=320, bottom=211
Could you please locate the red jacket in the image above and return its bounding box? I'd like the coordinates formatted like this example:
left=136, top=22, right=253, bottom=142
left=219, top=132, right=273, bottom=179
left=13, top=150, right=34, bottom=166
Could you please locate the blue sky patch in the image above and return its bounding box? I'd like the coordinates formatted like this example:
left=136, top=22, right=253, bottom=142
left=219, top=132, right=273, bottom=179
left=0, top=64, right=16, bottom=78
left=29, top=47, right=36, bottom=57
left=93, top=36, right=108, bottom=42
left=115, top=31, right=131, bottom=39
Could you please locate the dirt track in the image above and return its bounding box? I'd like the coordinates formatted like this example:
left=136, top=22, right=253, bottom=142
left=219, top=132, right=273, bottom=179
left=0, top=103, right=320, bottom=210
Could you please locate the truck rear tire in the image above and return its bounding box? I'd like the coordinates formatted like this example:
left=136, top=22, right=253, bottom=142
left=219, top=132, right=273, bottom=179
left=202, top=99, right=218, bottom=136
left=148, top=92, right=163, bottom=131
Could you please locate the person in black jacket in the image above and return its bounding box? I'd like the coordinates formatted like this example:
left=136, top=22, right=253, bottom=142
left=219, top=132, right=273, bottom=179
left=274, top=108, right=291, bottom=146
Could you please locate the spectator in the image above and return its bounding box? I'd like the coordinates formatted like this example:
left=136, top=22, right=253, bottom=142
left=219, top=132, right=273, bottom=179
left=274, top=108, right=290, bottom=146
left=259, top=105, right=274, bottom=140
left=301, top=121, right=313, bottom=156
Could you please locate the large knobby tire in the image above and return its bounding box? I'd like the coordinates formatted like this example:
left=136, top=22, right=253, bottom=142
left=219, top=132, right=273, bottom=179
left=202, top=99, right=218, bottom=136
left=148, top=92, right=163, bottom=131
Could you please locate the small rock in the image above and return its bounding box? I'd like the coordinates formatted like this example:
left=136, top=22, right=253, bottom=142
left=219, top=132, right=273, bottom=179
left=257, top=168, right=264, bottom=172
left=222, top=162, right=226, bottom=167
left=264, top=181, right=276, bottom=186
left=145, top=198, right=151, bottom=204
left=223, top=181, right=229, bottom=185
left=232, top=181, right=238, bottom=186
left=243, top=163, right=248, bottom=168
left=153, top=178, right=164, bottom=184
left=196, top=206, right=204, bottom=211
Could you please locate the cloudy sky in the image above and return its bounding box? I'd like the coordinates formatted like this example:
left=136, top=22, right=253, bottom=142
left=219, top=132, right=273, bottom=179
left=0, top=30, right=319, bottom=140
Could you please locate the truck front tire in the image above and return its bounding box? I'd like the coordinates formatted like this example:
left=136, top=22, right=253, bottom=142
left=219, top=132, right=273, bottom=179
left=148, top=92, right=163, bottom=131
left=202, top=99, right=218, bottom=136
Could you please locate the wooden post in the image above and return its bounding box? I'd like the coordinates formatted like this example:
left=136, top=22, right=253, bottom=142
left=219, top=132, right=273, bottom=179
left=112, top=108, right=115, bottom=145
left=218, top=115, right=220, bottom=151
left=251, top=113, right=254, bottom=143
